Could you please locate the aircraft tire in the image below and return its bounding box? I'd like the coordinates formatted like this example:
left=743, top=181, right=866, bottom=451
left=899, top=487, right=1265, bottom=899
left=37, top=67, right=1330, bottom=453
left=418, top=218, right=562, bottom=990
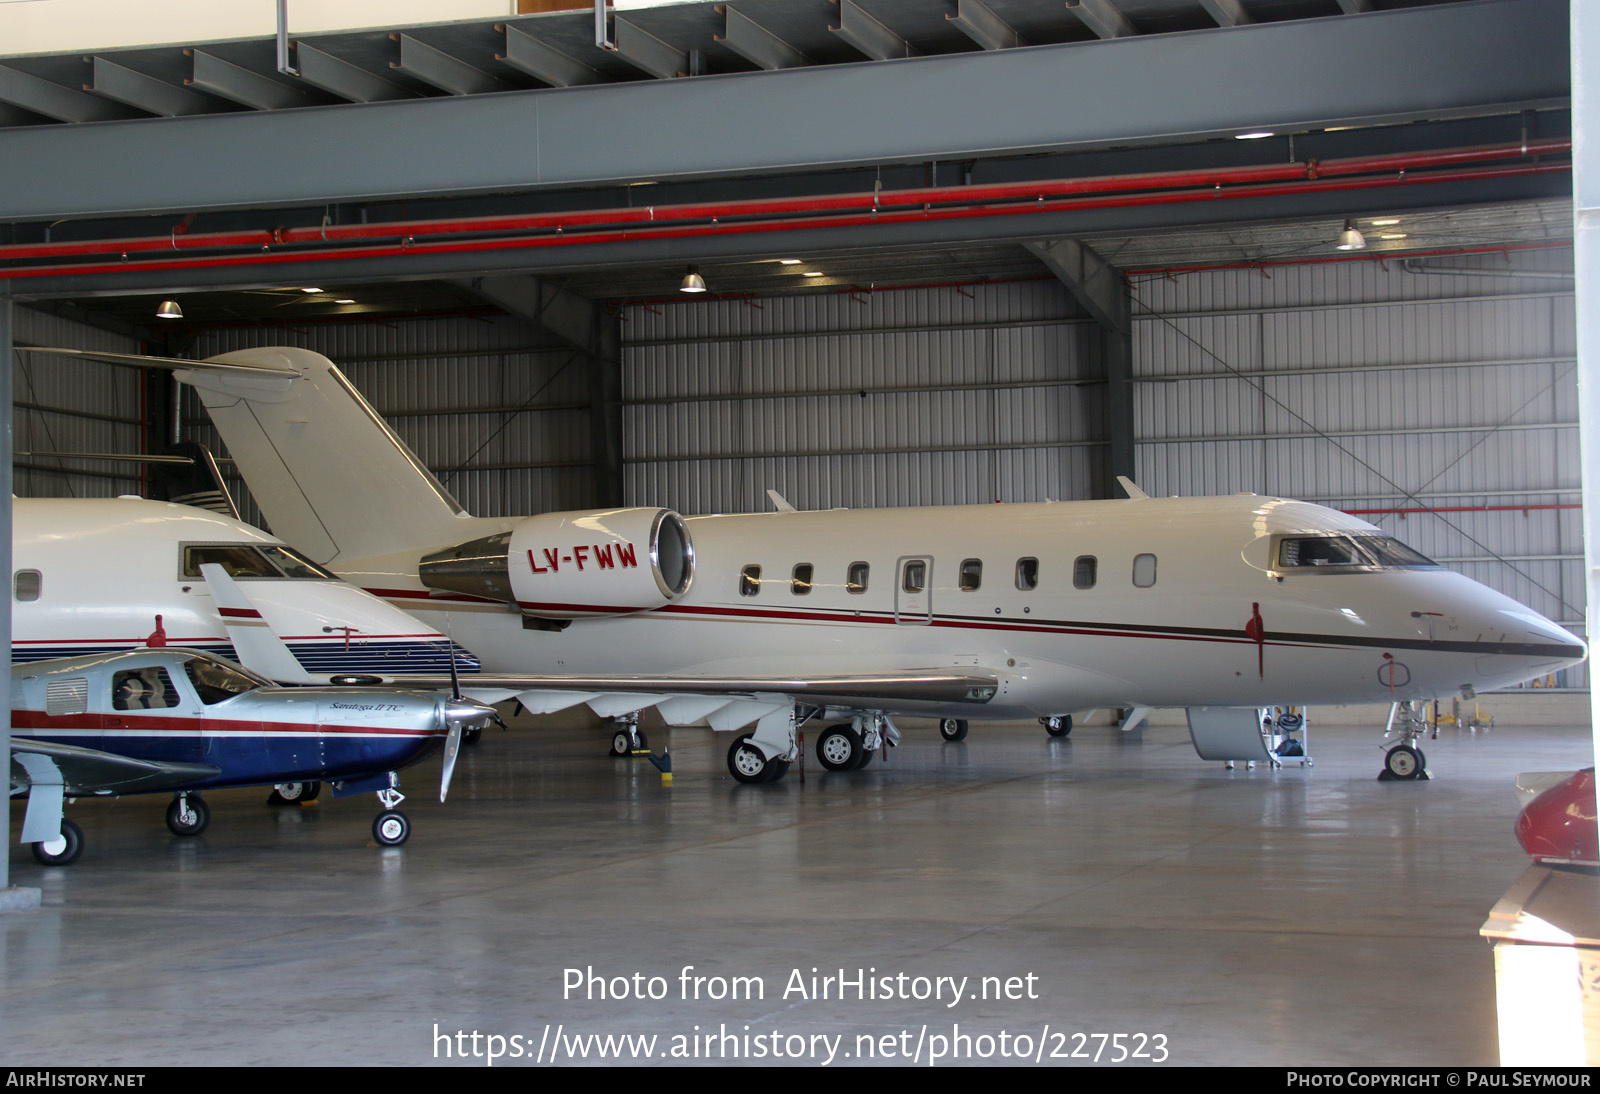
left=939, top=718, right=969, bottom=742
left=165, top=795, right=210, bottom=837
left=761, top=758, right=790, bottom=783
left=1385, top=745, right=1423, bottom=780
left=463, top=725, right=482, bottom=746
left=854, top=744, right=874, bottom=769
left=609, top=729, right=632, bottom=757
left=1042, top=715, right=1073, bottom=738
left=31, top=818, right=83, bottom=867
left=816, top=726, right=863, bottom=772
left=373, top=810, right=411, bottom=846
left=267, top=781, right=320, bottom=806
left=728, top=734, right=780, bottom=784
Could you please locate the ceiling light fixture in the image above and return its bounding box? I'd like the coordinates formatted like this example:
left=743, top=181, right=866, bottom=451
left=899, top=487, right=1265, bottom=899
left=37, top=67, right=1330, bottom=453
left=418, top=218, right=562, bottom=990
left=679, top=265, right=707, bottom=293
left=779, top=258, right=803, bottom=265
left=1335, top=219, right=1367, bottom=251
left=803, top=271, right=825, bottom=278
left=1234, top=131, right=1274, bottom=140
left=299, top=287, right=323, bottom=293
left=156, top=299, right=182, bottom=319
left=334, top=298, right=356, bottom=305
left=1370, top=218, right=1401, bottom=227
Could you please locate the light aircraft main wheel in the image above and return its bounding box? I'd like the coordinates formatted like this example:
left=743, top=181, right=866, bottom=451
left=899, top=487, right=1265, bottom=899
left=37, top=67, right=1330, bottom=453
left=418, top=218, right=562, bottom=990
left=165, top=795, right=210, bottom=837
left=1041, top=715, right=1073, bottom=738
left=373, top=810, right=411, bottom=846
left=728, top=735, right=783, bottom=784
left=939, top=718, right=969, bottom=742
left=31, top=818, right=83, bottom=867
left=1385, top=745, right=1423, bottom=780
left=609, top=729, right=632, bottom=757
left=817, top=725, right=864, bottom=772
left=267, top=781, right=320, bottom=806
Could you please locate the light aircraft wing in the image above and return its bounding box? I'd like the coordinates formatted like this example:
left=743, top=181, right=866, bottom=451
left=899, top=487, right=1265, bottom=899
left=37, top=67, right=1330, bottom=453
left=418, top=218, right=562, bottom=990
left=11, top=738, right=222, bottom=797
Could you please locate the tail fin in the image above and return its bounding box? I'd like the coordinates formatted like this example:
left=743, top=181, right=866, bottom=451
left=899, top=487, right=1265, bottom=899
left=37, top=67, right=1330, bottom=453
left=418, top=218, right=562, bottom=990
left=176, top=348, right=478, bottom=566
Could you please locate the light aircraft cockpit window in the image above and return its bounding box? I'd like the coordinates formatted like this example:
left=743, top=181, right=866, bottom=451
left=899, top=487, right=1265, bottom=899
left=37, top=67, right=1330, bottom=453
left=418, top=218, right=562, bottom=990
left=792, top=563, right=814, bottom=595
left=183, top=657, right=269, bottom=705
left=959, top=559, right=982, bottom=592
left=112, top=667, right=179, bottom=710
left=1074, top=556, right=1097, bottom=590
left=902, top=560, right=927, bottom=593
left=739, top=564, right=762, bottom=597
left=13, top=569, right=40, bottom=602
left=1132, top=553, right=1158, bottom=588
left=846, top=562, right=869, bottom=594
left=1275, top=535, right=1440, bottom=573
left=1015, top=557, right=1039, bottom=591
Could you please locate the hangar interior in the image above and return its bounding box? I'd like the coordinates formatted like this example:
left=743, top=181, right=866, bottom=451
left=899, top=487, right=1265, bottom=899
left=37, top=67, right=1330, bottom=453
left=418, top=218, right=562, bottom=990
left=2, top=0, right=1594, bottom=1068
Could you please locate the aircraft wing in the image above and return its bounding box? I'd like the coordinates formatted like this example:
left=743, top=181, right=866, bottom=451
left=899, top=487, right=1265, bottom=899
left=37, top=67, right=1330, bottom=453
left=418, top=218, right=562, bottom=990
left=11, top=739, right=222, bottom=797
left=371, top=670, right=1000, bottom=730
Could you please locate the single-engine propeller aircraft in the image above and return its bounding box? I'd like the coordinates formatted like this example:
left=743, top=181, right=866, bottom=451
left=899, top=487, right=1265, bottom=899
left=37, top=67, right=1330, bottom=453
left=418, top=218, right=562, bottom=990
left=36, top=346, right=1586, bottom=784
left=9, top=639, right=495, bottom=864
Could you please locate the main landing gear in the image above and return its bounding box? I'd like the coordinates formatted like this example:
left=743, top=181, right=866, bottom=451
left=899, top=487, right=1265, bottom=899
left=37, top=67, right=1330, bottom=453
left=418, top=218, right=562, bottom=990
left=939, top=718, right=969, bottom=742
left=266, top=781, right=321, bottom=806
left=1040, top=715, right=1072, bottom=738
left=165, top=792, right=211, bottom=836
left=815, top=714, right=898, bottom=772
left=1379, top=701, right=1431, bottom=781
left=31, top=818, right=83, bottom=866
left=607, top=713, right=649, bottom=757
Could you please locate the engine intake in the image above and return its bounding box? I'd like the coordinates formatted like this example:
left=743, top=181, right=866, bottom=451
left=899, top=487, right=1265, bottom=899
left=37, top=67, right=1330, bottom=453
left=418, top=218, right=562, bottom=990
left=421, top=508, right=693, bottom=619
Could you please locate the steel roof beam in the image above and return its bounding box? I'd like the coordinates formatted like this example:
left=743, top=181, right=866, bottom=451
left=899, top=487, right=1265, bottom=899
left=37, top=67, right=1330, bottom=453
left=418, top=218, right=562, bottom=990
left=391, top=34, right=516, bottom=96
left=0, top=0, right=1569, bottom=222
left=1199, top=0, right=1253, bottom=28
left=1067, top=0, right=1137, bottom=40
left=830, top=0, right=917, bottom=60
left=0, top=65, right=138, bottom=123
left=946, top=0, right=1027, bottom=51
left=294, top=42, right=418, bottom=103
left=499, top=23, right=603, bottom=86
left=1338, top=0, right=1374, bottom=13
left=187, top=51, right=323, bottom=111
left=715, top=5, right=812, bottom=70
left=612, top=17, right=690, bottom=80
left=87, top=58, right=231, bottom=118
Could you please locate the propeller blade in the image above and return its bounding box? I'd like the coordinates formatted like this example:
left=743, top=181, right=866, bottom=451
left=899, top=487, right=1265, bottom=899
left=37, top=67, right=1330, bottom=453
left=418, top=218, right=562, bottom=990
left=440, top=720, right=463, bottom=804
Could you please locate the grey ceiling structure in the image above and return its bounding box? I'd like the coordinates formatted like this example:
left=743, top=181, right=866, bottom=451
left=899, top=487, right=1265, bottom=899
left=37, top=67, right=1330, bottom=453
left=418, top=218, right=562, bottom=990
left=0, top=0, right=1575, bottom=331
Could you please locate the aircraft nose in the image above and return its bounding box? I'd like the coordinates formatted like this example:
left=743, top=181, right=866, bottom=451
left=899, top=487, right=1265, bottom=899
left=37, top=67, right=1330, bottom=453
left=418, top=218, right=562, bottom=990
left=441, top=697, right=496, bottom=731
left=1466, top=600, right=1587, bottom=689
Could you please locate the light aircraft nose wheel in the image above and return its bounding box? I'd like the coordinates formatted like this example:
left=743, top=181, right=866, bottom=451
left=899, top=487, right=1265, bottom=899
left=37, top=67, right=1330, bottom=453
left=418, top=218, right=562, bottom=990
left=267, top=781, right=320, bottom=806
left=939, top=718, right=969, bottom=742
left=1384, top=745, right=1424, bottom=780
left=816, top=725, right=864, bottom=771
left=727, top=735, right=788, bottom=784
left=373, top=810, right=411, bottom=846
left=1040, top=715, right=1072, bottom=738
left=31, top=818, right=84, bottom=866
left=165, top=794, right=211, bottom=836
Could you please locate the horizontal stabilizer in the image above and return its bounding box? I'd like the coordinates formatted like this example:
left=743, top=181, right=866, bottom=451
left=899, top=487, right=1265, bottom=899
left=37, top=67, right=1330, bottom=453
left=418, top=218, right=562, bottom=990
left=23, top=347, right=297, bottom=376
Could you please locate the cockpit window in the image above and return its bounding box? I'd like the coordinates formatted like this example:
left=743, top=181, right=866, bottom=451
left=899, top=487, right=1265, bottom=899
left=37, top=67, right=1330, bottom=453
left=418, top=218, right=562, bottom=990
left=1276, top=535, right=1439, bottom=573
left=183, top=656, right=269, bottom=704
left=182, top=543, right=336, bottom=580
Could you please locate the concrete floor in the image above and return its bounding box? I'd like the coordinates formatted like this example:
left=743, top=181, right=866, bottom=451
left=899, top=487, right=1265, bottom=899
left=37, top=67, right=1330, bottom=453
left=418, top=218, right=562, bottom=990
left=3, top=709, right=1594, bottom=1068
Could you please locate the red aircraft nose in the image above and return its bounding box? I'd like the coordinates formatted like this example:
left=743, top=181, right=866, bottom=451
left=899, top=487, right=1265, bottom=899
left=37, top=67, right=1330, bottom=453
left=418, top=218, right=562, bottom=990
left=1515, top=769, right=1599, bottom=866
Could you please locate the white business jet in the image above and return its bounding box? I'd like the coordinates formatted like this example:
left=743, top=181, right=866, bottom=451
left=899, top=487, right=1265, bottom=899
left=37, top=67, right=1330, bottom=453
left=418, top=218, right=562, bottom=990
left=46, top=347, right=1584, bottom=784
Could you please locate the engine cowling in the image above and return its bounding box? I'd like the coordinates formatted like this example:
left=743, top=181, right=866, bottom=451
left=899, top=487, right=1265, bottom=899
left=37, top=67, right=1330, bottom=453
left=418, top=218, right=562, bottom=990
left=420, top=508, right=693, bottom=619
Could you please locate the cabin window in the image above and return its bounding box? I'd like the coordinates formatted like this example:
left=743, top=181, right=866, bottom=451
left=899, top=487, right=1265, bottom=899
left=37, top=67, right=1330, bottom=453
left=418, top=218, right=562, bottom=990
left=846, top=562, right=869, bottom=594
left=902, top=560, right=926, bottom=593
left=112, top=667, right=179, bottom=710
left=1015, top=557, right=1039, bottom=591
left=1132, top=553, right=1158, bottom=588
left=13, top=569, right=40, bottom=602
left=45, top=678, right=88, bottom=717
left=959, top=559, right=982, bottom=591
left=792, top=563, right=814, bottom=595
left=739, top=564, right=762, bottom=597
left=1074, top=556, right=1097, bottom=590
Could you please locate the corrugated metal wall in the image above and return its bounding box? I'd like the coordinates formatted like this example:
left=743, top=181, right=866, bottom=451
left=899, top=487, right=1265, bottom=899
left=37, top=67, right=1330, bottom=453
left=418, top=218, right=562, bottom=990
left=185, top=314, right=597, bottom=523
left=620, top=281, right=1103, bottom=514
left=12, top=306, right=144, bottom=499
left=1131, top=248, right=1582, bottom=688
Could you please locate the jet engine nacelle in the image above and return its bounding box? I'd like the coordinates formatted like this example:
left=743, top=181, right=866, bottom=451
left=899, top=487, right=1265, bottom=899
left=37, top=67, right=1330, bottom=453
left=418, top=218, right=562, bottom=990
left=420, top=508, right=693, bottom=619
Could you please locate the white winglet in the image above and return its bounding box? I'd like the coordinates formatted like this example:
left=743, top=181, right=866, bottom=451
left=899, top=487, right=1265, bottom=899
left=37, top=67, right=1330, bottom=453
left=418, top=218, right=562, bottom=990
left=198, top=562, right=315, bottom=683
left=1116, top=476, right=1150, bottom=500
left=766, top=489, right=797, bottom=512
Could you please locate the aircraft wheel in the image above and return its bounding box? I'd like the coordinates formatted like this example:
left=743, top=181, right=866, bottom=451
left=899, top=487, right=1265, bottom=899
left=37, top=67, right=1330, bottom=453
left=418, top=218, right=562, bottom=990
left=728, top=735, right=789, bottom=784
left=939, top=718, right=969, bottom=742
left=267, top=781, right=320, bottom=806
left=373, top=810, right=411, bottom=846
left=165, top=795, right=210, bottom=837
left=1385, top=745, right=1423, bottom=780
left=609, top=729, right=632, bottom=757
left=31, top=819, right=83, bottom=867
left=1041, top=715, right=1073, bottom=738
left=816, top=725, right=864, bottom=772
left=463, top=725, right=483, bottom=746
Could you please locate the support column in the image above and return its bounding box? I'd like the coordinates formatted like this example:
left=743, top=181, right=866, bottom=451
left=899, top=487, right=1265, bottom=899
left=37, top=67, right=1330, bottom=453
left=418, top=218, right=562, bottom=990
left=1027, top=238, right=1135, bottom=499
left=0, top=297, right=39, bottom=911
left=1571, top=4, right=1600, bottom=763
left=455, top=275, right=624, bottom=508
